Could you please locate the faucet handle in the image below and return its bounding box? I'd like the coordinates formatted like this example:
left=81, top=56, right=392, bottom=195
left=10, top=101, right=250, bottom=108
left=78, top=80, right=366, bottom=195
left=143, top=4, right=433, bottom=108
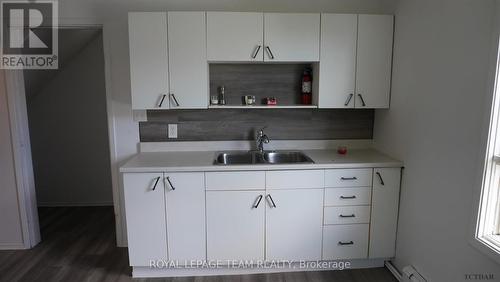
left=258, top=126, right=268, bottom=134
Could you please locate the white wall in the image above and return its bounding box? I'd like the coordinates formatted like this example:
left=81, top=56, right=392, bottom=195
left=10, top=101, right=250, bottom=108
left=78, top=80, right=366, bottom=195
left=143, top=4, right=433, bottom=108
left=0, top=70, right=25, bottom=248
left=373, top=0, right=500, bottom=281
left=26, top=33, right=113, bottom=206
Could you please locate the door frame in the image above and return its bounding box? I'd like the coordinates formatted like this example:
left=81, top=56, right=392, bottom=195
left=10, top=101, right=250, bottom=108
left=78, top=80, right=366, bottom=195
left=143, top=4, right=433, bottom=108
left=5, top=22, right=124, bottom=248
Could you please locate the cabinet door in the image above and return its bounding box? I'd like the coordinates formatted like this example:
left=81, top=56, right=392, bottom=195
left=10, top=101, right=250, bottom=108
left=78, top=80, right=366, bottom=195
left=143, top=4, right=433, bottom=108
left=167, top=12, right=208, bottom=109
left=206, top=191, right=265, bottom=261
left=264, top=13, right=320, bottom=62
left=165, top=172, right=206, bottom=262
left=123, top=173, right=167, bottom=266
left=207, top=12, right=264, bottom=62
left=128, top=12, right=169, bottom=109
left=266, top=189, right=323, bottom=261
left=369, top=168, right=401, bottom=258
left=355, top=15, right=394, bottom=108
left=318, top=14, right=357, bottom=108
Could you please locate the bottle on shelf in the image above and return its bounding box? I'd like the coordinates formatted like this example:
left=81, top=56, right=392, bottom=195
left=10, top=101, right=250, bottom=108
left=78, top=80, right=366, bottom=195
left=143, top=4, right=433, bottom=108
left=301, top=68, right=312, bottom=105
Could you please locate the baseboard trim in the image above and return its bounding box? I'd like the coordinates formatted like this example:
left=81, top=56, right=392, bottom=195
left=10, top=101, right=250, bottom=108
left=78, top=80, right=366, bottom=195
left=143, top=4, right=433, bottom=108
left=385, top=261, right=402, bottom=281
left=0, top=243, right=26, bottom=250
left=132, top=259, right=386, bottom=278
left=37, top=202, right=114, bottom=207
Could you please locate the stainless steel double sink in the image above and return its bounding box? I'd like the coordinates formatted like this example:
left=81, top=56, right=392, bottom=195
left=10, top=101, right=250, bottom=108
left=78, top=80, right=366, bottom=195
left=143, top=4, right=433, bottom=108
left=214, top=151, right=314, bottom=165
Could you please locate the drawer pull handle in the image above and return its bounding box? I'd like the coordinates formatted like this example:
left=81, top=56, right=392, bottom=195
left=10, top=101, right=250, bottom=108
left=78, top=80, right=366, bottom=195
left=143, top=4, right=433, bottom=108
left=158, top=94, right=167, bottom=107
left=151, top=177, right=161, bottom=191
left=344, top=93, right=353, bottom=106
left=170, top=93, right=180, bottom=107
left=265, top=46, right=275, bottom=59
left=338, top=241, right=354, bottom=246
left=357, top=94, right=366, bottom=106
left=340, top=177, right=357, bottom=181
left=253, top=195, right=263, bottom=208
left=267, top=194, right=277, bottom=208
left=166, top=176, right=175, bottom=190
left=376, top=172, right=385, bottom=185
left=339, top=214, right=355, bottom=218
left=252, top=45, right=262, bottom=59
left=340, top=195, right=356, bottom=199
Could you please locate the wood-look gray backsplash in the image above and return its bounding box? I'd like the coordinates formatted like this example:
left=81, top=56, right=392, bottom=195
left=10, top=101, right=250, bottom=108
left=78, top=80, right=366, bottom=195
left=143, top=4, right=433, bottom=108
left=140, top=109, right=374, bottom=142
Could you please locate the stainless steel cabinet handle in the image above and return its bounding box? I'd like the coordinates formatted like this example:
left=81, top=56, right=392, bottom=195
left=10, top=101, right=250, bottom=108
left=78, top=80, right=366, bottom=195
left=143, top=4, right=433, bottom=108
left=252, top=45, right=262, bottom=59
left=357, top=94, right=366, bottom=106
left=339, top=214, right=355, bottom=218
left=265, top=46, right=275, bottom=59
left=376, top=172, right=385, bottom=185
left=340, top=195, right=356, bottom=199
left=344, top=94, right=353, bottom=106
left=338, top=241, right=354, bottom=245
left=340, top=177, right=357, bottom=181
left=170, top=93, right=180, bottom=107
left=166, top=176, right=175, bottom=190
left=158, top=94, right=167, bottom=107
left=253, top=195, right=263, bottom=208
left=151, top=177, right=161, bottom=191
left=267, top=194, right=277, bottom=208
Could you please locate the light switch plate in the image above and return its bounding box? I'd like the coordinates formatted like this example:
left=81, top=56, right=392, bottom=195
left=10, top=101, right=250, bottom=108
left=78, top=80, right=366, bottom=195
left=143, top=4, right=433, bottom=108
left=168, top=124, right=178, bottom=138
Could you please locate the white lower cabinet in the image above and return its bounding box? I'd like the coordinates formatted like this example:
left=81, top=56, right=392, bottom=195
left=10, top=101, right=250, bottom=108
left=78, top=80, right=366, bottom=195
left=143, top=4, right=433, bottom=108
left=266, top=189, right=323, bottom=261
left=124, top=167, right=401, bottom=270
left=369, top=168, right=401, bottom=258
left=322, top=224, right=369, bottom=260
left=165, top=172, right=206, bottom=262
left=123, top=173, right=168, bottom=266
left=206, top=190, right=265, bottom=261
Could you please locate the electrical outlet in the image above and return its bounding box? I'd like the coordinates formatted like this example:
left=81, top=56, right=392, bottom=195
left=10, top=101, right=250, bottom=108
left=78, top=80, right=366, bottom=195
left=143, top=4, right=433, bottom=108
left=168, top=124, right=178, bottom=139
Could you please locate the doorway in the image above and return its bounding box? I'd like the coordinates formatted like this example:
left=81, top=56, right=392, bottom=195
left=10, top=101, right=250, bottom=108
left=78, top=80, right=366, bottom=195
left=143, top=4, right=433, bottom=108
left=23, top=28, right=113, bottom=236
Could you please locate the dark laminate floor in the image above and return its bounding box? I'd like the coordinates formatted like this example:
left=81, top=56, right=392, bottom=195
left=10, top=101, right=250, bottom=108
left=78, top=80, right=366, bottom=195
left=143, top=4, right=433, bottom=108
left=0, top=207, right=397, bottom=282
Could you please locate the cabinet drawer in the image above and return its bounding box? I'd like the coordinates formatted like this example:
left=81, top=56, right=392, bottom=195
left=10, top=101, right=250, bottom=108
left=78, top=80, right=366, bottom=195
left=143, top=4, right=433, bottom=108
left=325, top=169, right=372, bottom=187
left=205, top=171, right=265, bottom=190
left=324, top=206, right=370, bottom=225
left=325, top=187, right=371, bottom=206
left=322, top=224, right=369, bottom=260
left=266, top=170, right=324, bottom=189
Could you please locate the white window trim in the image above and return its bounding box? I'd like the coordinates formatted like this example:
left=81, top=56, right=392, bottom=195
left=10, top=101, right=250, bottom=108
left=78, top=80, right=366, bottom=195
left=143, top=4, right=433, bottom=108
left=471, top=32, right=500, bottom=264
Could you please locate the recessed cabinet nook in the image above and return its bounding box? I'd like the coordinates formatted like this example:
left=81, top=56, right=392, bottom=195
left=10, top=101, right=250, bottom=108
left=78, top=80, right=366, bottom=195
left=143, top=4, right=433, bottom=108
left=128, top=12, right=394, bottom=110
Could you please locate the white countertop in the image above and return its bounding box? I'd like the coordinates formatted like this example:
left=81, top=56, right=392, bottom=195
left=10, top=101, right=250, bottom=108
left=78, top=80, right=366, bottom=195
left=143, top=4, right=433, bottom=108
left=120, top=149, right=403, bottom=173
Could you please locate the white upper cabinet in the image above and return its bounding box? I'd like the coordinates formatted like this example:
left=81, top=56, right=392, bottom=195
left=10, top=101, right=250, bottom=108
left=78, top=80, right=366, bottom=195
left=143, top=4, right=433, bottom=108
left=264, top=13, right=320, bottom=62
left=355, top=15, right=394, bottom=108
left=207, top=12, right=264, bottom=62
left=319, top=14, right=393, bottom=109
left=369, top=168, right=401, bottom=258
left=318, top=14, right=357, bottom=108
left=128, top=12, right=169, bottom=110
left=167, top=12, right=208, bottom=109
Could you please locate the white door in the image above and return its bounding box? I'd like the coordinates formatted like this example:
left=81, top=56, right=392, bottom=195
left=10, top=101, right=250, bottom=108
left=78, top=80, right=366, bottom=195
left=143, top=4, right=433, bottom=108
left=207, top=12, right=264, bottom=62
left=266, top=189, right=323, bottom=261
left=355, top=15, right=394, bottom=108
left=165, top=172, right=206, bottom=262
left=369, top=168, right=401, bottom=258
left=128, top=12, right=169, bottom=109
left=206, top=191, right=265, bottom=261
left=168, top=12, right=208, bottom=109
left=123, top=173, right=167, bottom=266
left=263, top=13, right=320, bottom=62
left=318, top=14, right=357, bottom=108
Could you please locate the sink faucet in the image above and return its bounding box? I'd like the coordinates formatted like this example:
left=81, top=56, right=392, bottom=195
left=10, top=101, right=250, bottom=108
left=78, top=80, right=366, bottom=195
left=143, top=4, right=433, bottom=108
left=256, top=127, right=270, bottom=153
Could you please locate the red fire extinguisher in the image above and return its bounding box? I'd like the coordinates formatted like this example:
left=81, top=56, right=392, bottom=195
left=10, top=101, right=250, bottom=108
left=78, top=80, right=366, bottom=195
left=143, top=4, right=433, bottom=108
left=301, top=68, right=312, bottom=105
